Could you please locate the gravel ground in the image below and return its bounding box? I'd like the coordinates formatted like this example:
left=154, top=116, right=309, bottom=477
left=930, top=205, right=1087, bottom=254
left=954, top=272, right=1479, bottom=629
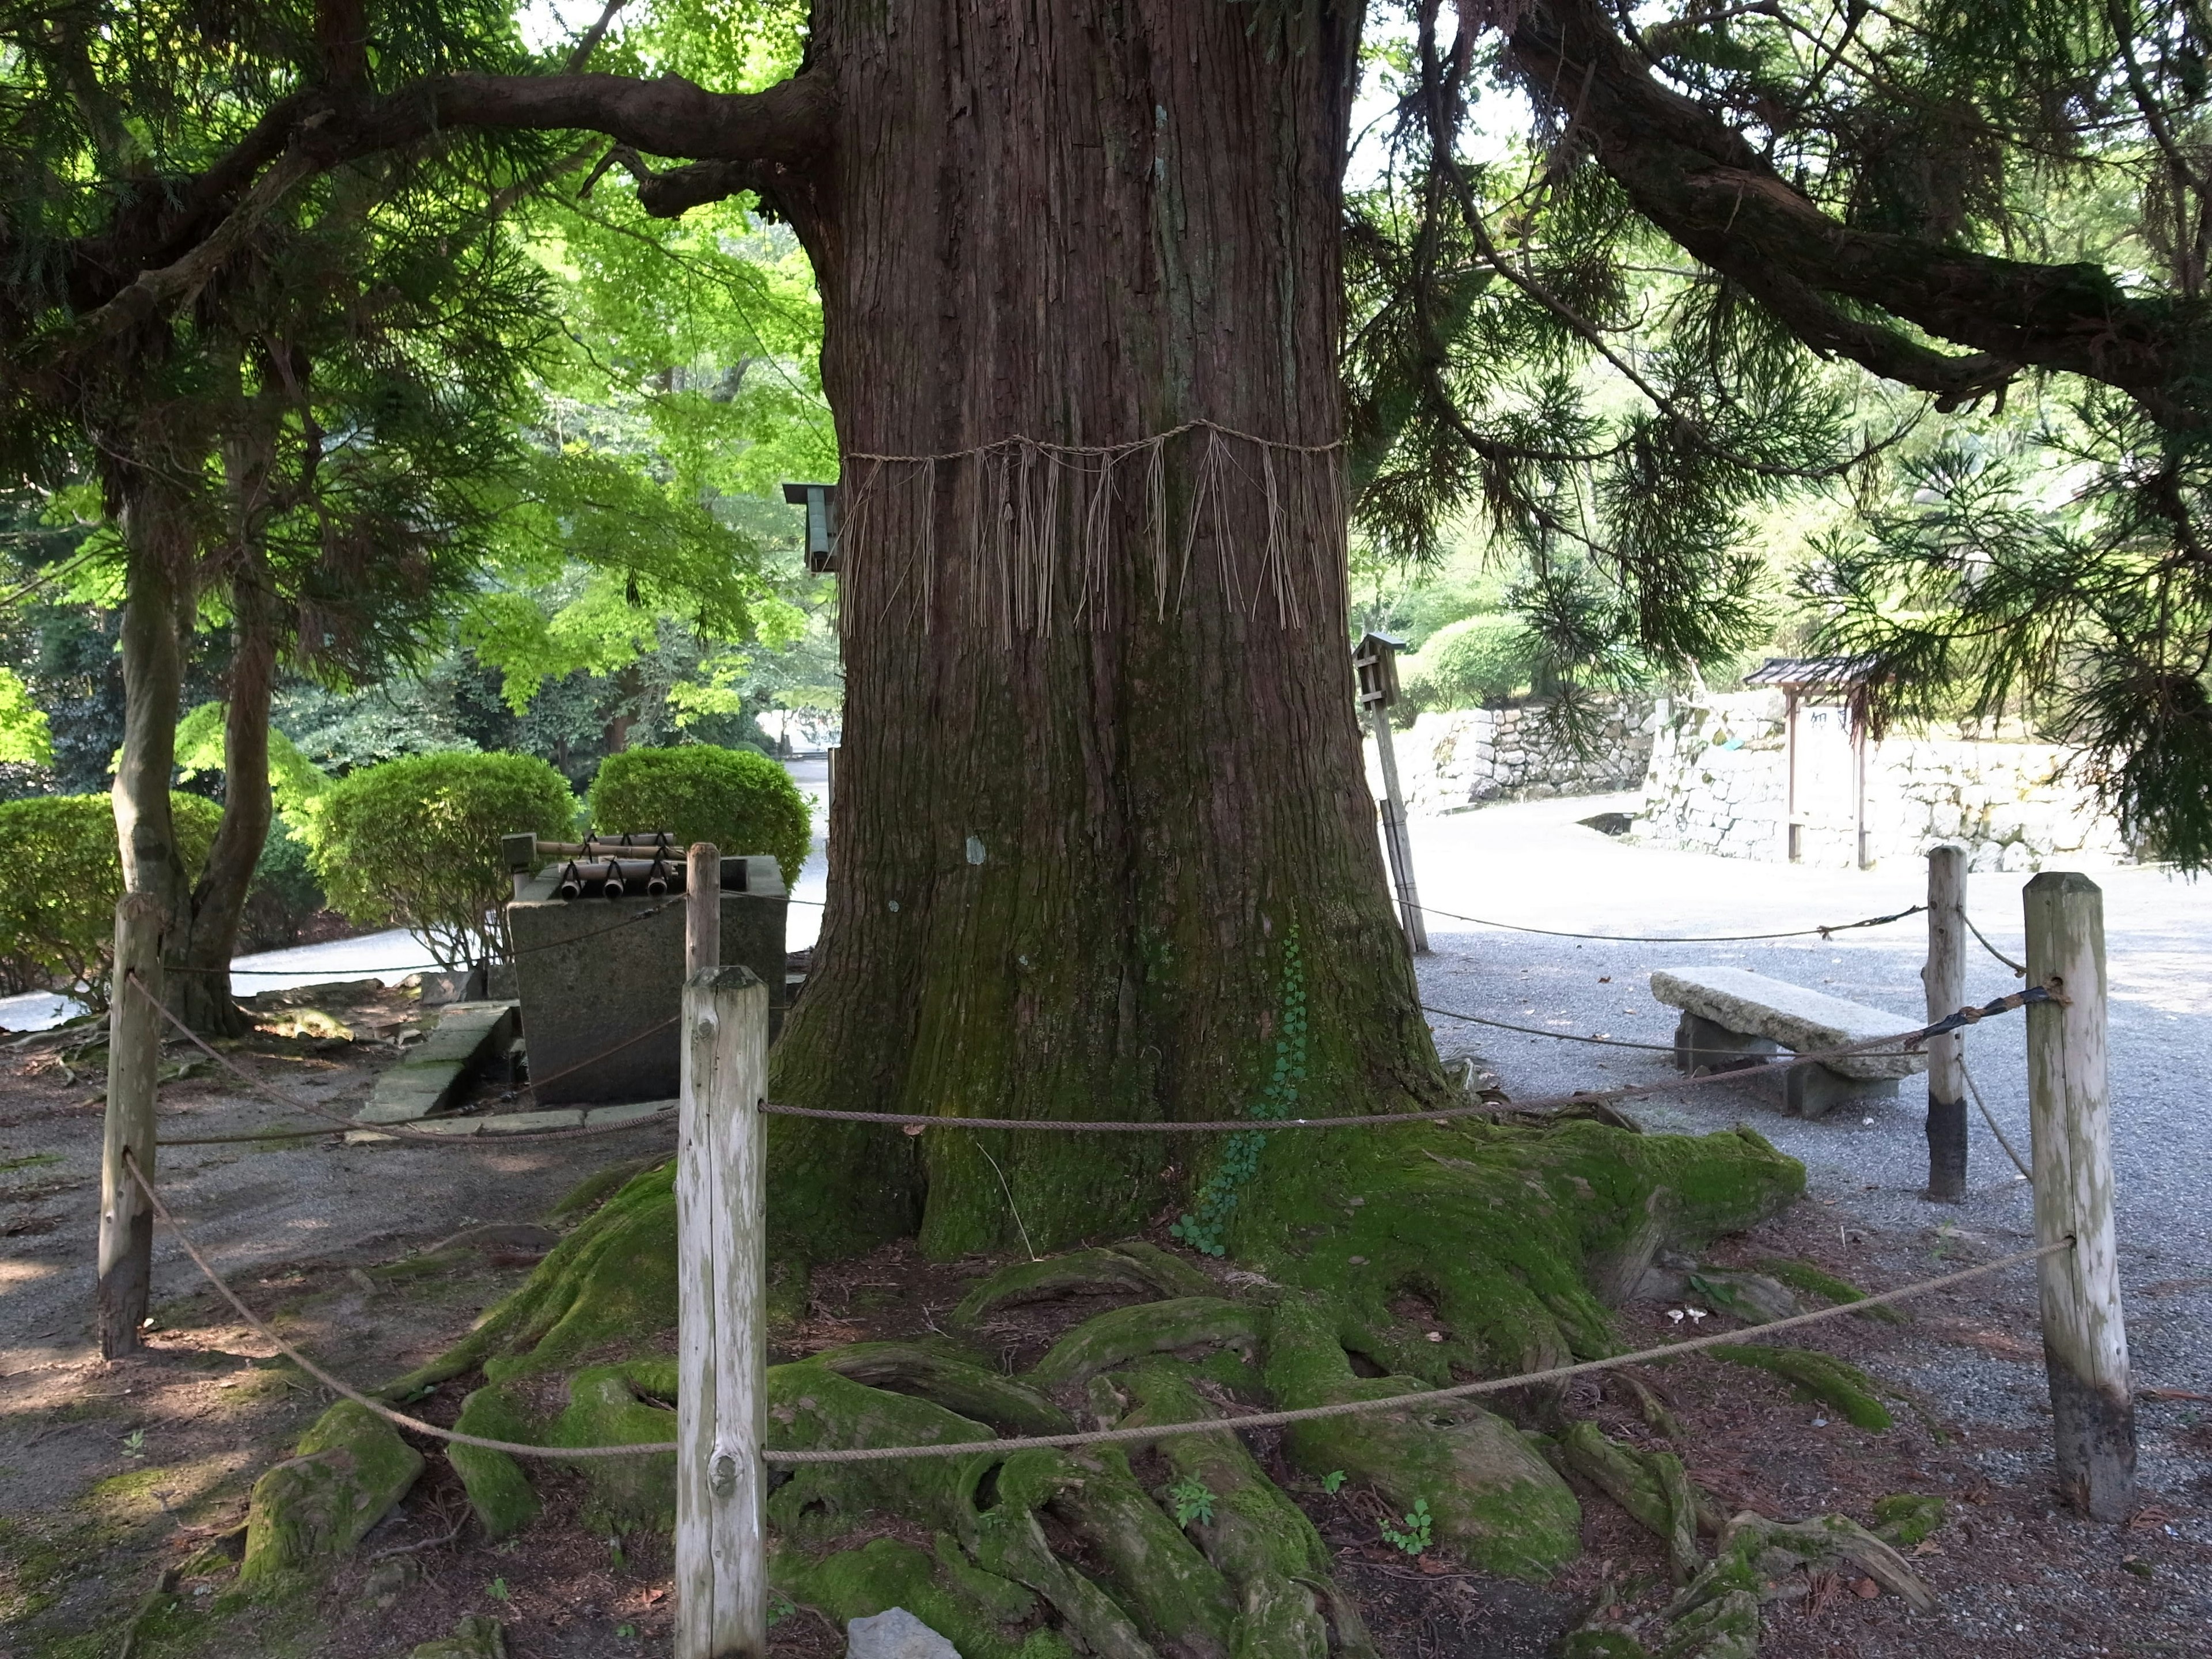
left=1409, top=792, right=2212, bottom=1555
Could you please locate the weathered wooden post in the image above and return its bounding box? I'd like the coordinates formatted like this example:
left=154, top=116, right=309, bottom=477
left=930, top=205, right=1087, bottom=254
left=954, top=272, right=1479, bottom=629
left=1353, top=631, right=1427, bottom=953
left=687, top=842, right=721, bottom=976
left=675, top=963, right=770, bottom=1658
left=2022, top=871, right=2135, bottom=1520
left=1921, top=844, right=1968, bottom=1201
left=97, top=892, right=165, bottom=1357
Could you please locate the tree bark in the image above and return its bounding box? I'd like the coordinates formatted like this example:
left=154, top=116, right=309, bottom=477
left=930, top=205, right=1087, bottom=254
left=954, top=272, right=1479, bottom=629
left=166, top=552, right=279, bottom=1036
left=763, top=0, right=1445, bottom=1261
left=111, top=469, right=196, bottom=978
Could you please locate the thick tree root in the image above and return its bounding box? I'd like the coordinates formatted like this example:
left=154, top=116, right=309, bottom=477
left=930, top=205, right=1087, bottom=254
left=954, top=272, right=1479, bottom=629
left=351, top=1118, right=1809, bottom=1650
left=1707, top=1344, right=1892, bottom=1430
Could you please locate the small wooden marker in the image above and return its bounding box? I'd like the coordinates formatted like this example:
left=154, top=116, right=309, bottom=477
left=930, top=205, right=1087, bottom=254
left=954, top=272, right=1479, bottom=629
left=675, top=963, right=768, bottom=1657
left=1921, top=844, right=1967, bottom=1201
left=2022, top=871, right=2135, bottom=1520
left=97, top=893, right=165, bottom=1357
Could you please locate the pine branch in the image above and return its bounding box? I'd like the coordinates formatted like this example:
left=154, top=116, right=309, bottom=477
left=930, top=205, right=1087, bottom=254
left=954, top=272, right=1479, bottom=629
left=1503, top=0, right=2209, bottom=424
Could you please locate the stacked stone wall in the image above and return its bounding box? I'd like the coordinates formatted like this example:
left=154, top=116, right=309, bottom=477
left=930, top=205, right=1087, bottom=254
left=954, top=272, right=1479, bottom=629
left=1633, top=692, right=2134, bottom=871
left=1363, top=696, right=1655, bottom=816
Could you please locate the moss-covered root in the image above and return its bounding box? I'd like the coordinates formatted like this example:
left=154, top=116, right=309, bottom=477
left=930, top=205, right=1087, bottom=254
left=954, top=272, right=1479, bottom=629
left=1028, top=1297, right=1262, bottom=1389
left=1041, top=1445, right=1240, bottom=1659
left=1552, top=1421, right=1711, bottom=1584
left=378, top=1161, right=680, bottom=1400
left=1118, top=1364, right=1378, bottom=1659
left=1262, top=1293, right=1580, bottom=1581
left=1674, top=1511, right=1936, bottom=1619
left=448, top=1386, right=541, bottom=1540
left=1709, top=1344, right=1892, bottom=1430
left=1870, top=1492, right=1945, bottom=1547
left=1756, top=1257, right=1907, bottom=1324
left=548, top=1360, right=680, bottom=1531
left=1235, top=1119, right=1804, bottom=1388
left=811, top=1342, right=1071, bottom=1434
left=240, top=1402, right=424, bottom=1582
left=772, top=1536, right=1074, bottom=1659
left=952, top=1241, right=1217, bottom=1326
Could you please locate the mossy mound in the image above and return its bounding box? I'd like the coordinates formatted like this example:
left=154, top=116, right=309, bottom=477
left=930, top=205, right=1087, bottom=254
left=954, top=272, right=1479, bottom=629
left=1871, top=1492, right=1945, bottom=1546
left=1756, top=1257, right=1907, bottom=1323
left=240, top=1401, right=423, bottom=1582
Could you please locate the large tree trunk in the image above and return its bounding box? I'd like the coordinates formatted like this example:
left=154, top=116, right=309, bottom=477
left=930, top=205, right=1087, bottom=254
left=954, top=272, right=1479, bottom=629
left=768, top=1, right=1445, bottom=1260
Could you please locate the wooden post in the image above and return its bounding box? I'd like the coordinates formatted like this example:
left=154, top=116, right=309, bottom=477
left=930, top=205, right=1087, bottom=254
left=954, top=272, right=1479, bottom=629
left=98, top=893, right=165, bottom=1358
left=2022, top=871, right=2135, bottom=1520
left=687, top=842, right=721, bottom=977
left=1369, top=703, right=1429, bottom=953
left=676, top=964, right=769, bottom=1658
left=1921, top=844, right=1968, bottom=1202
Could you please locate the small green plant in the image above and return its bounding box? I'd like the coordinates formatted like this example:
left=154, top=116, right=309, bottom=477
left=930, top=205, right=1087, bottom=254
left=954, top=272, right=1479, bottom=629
left=120, top=1429, right=146, bottom=1460
left=486, top=1576, right=509, bottom=1601
left=608, top=1536, right=627, bottom=1572
left=615, top=1625, right=637, bottom=1641
left=1380, top=1497, right=1433, bottom=1556
left=1172, top=924, right=1306, bottom=1256
left=1320, top=1469, right=1347, bottom=1495
left=1166, top=1475, right=1216, bottom=1528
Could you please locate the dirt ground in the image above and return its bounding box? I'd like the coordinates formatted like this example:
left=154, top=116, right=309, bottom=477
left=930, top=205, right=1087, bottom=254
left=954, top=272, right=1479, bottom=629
left=2, top=986, right=2209, bottom=1658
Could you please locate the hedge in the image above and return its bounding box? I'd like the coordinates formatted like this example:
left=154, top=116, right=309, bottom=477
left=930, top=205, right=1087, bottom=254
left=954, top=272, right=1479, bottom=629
left=310, top=751, right=575, bottom=967
left=589, top=745, right=810, bottom=888
left=1400, top=615, right=1536, bottom=711
left=0, top=793, right=220, bottom=1001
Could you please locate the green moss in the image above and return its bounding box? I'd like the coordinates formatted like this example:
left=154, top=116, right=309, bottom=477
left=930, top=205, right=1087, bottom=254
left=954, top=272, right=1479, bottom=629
left=240, top=1402, right=423, bottom=1582
left=1871, top=1493, right=1945, bottom=1546
left=1236, top=1119, right=1803, bottom=1385
left=810, top=1343, right=1070, bottom=1435
left=1758, top=1257, right=1907, bottom=1323
left=1027, top=1297, right=1260, bottom=1388
left=765, top=1362, right=998, bottom=1548
left=405, top=1613, right=507, bottom=1658
left=1263, top=1294, right=1581, bottom=1581
left=449, top=1387, right=541, bottom=1539
left=548, top=1363, right=680, bottom=1531
left=1709, top=1344, right=1892, bottom=1430
left=774, top=1539, right=1070, bottom=1659
left=547, top=1155, right=668, bottom=1221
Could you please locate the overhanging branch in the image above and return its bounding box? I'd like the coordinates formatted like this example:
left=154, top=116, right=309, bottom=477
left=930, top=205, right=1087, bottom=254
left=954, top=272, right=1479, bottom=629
left=1504, top=0, right=2210, bottom=425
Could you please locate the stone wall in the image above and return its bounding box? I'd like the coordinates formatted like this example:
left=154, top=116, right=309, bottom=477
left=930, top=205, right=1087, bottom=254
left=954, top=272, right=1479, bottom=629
left=1634, top=691, right=2134, bottom=871
left=1363, top=696, right=1655, bottom=816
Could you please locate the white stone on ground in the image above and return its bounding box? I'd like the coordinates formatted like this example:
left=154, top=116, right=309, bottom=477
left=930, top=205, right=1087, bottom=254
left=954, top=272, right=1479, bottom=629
left=846, top=1607, right=961, bottom=1658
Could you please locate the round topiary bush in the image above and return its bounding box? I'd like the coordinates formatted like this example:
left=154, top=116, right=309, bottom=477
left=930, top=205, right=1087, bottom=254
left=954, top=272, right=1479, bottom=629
left=588, top=745, right=810, bottom=888
left=1400, top=615, right=1535, bottom=710
left=0, top=793, right=220, bottom=1000
left=309, top=751, right=575, bottom=966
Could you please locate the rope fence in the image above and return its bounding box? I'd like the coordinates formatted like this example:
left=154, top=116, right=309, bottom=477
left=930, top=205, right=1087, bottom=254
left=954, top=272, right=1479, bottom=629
left=1406, top=900, right=1926, bottom=945
left=119, top=1145, right=2070, bottom=1468
left=132, top=975, right=680, bottom=1150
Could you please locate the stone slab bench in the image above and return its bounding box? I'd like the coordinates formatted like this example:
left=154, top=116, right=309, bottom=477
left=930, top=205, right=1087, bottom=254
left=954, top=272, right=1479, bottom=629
left=1648, top=967, right=1926, bottom=1119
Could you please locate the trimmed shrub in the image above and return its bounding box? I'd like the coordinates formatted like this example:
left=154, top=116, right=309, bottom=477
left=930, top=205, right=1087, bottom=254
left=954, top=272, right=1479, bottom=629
left=0, top=793, right=219, bottom=1001
left=310, top=751, right=575, bottom=966
left=1400, top=615, right=1535, bottom=710
left=238, top=817, right=327, bottom=953
left=589, top=745, right=810, bottom=888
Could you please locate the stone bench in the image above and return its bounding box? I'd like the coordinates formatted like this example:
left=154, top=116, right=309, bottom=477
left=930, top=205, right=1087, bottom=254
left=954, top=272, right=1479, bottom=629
left=1648, top=966, right=1926, bottom=1119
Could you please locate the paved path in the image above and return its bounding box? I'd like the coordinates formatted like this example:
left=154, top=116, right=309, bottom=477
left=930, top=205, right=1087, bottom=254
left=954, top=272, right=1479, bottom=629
left=1406, top=792, right=2211, bottom=1347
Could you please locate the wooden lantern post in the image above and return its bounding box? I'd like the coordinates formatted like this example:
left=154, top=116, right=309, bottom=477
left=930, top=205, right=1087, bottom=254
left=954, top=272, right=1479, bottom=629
left=1354, top=631, right=1427, bottom=954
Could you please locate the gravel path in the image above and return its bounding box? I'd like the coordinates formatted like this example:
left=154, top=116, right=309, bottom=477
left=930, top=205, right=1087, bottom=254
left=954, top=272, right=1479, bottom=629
left=1409, top=791, right=2212, bottom=1539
